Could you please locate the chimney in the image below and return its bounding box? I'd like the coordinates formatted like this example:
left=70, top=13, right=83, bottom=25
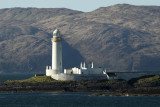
left=91, top=62, right=94, bottom=68
left=80, top=62, right=83, bottom=69
left=84, top=62, right=86, bottom=68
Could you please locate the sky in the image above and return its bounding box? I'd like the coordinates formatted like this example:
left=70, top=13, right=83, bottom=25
left=0, top=0, right=160, bottom=12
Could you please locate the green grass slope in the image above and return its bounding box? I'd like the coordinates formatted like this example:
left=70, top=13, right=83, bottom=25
left=5, top=76, right=60, bottom=83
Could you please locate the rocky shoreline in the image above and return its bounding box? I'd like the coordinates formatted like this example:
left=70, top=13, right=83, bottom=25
left=0, top=75, right=160, bottom=96
left=89, top=93, right=160, bottom=97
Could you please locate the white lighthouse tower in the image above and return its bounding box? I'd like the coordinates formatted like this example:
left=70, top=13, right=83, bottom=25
left=52, top=29, right=62, bottom=74
left=46, top=29, right=62, bottom=76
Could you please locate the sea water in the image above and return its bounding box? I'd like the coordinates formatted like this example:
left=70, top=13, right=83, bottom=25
left=0, top=73, right=34, bottom=82
left=0, top=92, right=160, bottom=107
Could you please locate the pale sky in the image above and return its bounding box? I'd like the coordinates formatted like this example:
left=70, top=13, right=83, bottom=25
left=0, top=0, right=160, bottom=12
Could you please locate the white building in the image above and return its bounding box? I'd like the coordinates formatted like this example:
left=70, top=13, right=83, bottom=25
left=64, top=62, right=104, bottom=75
left=46, top=29, right=63, bottom=76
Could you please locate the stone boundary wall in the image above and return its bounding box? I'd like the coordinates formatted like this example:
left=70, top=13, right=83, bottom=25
left=51, top=74, right=107, bottom=81
left=50, top=71, right=160, bottom=81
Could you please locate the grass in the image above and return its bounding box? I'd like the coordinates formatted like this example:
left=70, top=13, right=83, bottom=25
left=128, top=75, right=160, bottom=85
left=4, top=76, right=125, bottom=84
left=137, top=75, right=160, bottom=83
left=5, top=76, right=61, bottom=83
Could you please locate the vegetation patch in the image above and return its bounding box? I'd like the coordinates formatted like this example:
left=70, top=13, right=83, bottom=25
left=137, top=75, right=160, bottom=83
left=128, top=75, right=160, bottom=86
left=5, top=76, right=62, bottom=83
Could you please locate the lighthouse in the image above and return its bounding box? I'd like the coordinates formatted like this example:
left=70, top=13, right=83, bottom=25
left=46, top=29, right=62, bottom=76
left=52, top=29, right=63, bottom=74
left=45, top=29, right=107, bottom=81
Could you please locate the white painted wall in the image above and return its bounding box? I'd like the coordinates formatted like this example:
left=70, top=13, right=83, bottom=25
left=46, top=66, right=55, bottom=76
left=64, top=67, right=104, bottom=75
left=52, top=41, right=62, bottom=74
left=51, top=74, right=107, bottom=81
left=72, top=67, right=81, bottom=74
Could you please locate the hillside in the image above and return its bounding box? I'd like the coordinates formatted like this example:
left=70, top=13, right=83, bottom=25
left=0, top=4, right=160, bottom=73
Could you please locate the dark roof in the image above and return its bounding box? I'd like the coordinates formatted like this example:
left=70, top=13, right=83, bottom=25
left=107, top=73, right=117, bottom=77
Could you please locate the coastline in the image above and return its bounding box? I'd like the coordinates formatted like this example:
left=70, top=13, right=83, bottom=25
left=0, top=75, right=160, bottom=97
left=89, top=93, right=160, bottom=97
left=1, top=90, right=160, bottom=97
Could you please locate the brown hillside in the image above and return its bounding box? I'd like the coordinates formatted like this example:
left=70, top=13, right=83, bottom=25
left=0, top=4, right=160, bottom=73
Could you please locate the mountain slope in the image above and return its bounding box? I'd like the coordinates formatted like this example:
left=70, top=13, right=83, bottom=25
left=0, top=4, right=160, bottom=73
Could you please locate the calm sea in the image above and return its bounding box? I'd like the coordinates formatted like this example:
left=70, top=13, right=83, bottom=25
left=0, top=92, right=160, bottom=107
left=0, top=74, right=160, bottom=107
left=0, top=73, right=34, bottom=82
